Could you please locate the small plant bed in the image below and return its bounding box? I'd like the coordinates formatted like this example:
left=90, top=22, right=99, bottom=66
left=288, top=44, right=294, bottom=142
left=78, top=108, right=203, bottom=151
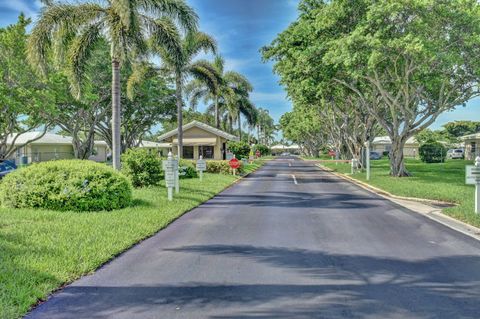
left=0, top=173, right=237, bottom=319
left=320, top=158, right=479, bottom=228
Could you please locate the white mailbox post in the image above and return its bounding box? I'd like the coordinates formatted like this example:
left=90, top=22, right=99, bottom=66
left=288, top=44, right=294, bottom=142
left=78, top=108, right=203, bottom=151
left=173, top=155, right=179, bottom=194
left=466, top=157, right=480, bottom=213
left=163, top=152, right=176, bottom=201
left=365, top=141, right=371, bottom=181
left=196, top=155, right=207, bottom=181
left=351, top=158, right=358, bottom=175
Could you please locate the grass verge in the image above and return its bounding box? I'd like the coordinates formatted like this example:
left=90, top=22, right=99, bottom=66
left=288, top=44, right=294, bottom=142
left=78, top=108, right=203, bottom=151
left=321, top=158, right=479, bottom=228
left=0, top=173, right=240, bottom=319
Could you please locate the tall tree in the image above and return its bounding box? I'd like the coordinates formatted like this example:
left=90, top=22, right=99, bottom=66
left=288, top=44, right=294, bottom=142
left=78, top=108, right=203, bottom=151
left=28, top=0, right=197, bottom=169
left=0, top=15, right=55, bottom=161
left=265, top=0, right=480, bottom=176
left=151, top=30, right=219, bottom=158
left=186, top=55, right=254, bottom=134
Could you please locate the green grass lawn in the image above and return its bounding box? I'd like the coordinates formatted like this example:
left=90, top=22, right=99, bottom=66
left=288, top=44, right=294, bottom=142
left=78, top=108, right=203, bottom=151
left=0, top=173, right=241, bottom=319
left=321, top=158, right=479, bottom=228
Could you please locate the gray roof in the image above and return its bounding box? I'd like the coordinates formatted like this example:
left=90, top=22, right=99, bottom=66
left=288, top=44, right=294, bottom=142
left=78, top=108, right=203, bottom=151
left=157, top=121, right=239, bottom=142
left=372, top=136, right=418, bottom=145
left=460, top=133, right=480, bottom=140
left=7, top=132, right=108, bottom=147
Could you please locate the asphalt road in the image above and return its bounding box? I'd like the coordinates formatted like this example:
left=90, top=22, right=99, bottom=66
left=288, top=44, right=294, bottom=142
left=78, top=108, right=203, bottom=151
left=27, top=157, right=480, bottom=319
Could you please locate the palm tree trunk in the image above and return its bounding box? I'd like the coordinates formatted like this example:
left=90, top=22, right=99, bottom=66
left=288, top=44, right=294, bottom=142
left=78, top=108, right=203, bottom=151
left=111, top=59, right=121, bottom=170
left=215, top=95, right=220, bottom=128
left=176, top=73, right=183, bottom=158
left=238, top=112, right=242, bottom=141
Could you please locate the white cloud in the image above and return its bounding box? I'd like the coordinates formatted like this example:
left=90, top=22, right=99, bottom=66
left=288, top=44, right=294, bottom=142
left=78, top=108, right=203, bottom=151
left=0, top=0, right=41, bottom=18
left=250, top=91, right=288, bottom=103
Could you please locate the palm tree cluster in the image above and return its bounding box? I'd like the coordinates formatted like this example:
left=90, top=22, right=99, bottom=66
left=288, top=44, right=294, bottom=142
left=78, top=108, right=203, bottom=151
left=28, top=0, right=268, bottom=167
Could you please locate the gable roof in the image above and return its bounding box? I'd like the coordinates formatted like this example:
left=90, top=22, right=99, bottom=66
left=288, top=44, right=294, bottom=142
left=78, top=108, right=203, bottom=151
left=137, top=140, right=171, bottom=148
left=157, top=121, right=239, bottom=142
left=7, top=132, right=109, bottom=147
left=372, top=136, right=418, bottom=145
left=7, top=132, right=73, bottom=145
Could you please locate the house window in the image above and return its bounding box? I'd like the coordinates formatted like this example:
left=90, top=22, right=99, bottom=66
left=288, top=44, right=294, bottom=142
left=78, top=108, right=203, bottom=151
left=472, top=142, right=477, bottom=155
left=183, top=146, right=194, bottom=159
left=199, top=145, right=214, bottom=159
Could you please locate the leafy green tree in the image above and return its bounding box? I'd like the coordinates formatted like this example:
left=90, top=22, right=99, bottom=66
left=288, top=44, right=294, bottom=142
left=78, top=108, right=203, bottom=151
left=0, top=15, right=55, bottom=161
left=443, top=121, right=480, bottom=138
left=28, top=0, right=197, bottom=169
left=149, top=30, right=219, bottom=158
left=265, top=0, right=480, bottom=176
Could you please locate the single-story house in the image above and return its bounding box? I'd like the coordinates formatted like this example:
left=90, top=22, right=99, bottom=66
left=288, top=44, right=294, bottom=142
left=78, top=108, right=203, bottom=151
left=460, top=133, right=480, bottom=160
left=371, top=136, right=419, bottom=157
left=6, top=132, right=109, bottom=164
left=157, top=121, right=239, bottom=160
left=271, top=144, right=300, bottom=155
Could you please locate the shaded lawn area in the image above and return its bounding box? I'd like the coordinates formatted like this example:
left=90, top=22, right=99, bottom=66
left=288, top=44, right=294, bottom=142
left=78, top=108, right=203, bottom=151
left=321, top=158, right=479, bottom=228
left=0, top=173, right=237, bottom=319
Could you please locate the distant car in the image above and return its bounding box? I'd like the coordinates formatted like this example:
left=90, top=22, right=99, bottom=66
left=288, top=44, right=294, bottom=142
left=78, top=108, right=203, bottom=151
left=0, top=160, right=17, bottom=179
left=447, top=149, right=464, bottom=159
left=369, top=151, right=382, bottom=160
left=280, top=152, right=291, bottom=156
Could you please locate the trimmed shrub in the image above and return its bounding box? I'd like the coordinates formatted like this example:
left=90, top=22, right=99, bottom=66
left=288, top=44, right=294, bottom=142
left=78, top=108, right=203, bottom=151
left=253, top=144, right=271, bottom=156
left=419, top=141, right=447, bottom=163
left=228, top=141, right=251, bottom=159
left=121, top=148, right=163, bottom=187
left=382, top=151, right=390, bottom=157
left=178, top=159, right=198, bottom=179
left=0, top=160, right=132, bottom=211
left=205, top=160, right=244, bottom=174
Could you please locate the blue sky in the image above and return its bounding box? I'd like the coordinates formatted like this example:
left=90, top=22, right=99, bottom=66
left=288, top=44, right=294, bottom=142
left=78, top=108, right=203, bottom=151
left=1, top=0, right=479, bottom=130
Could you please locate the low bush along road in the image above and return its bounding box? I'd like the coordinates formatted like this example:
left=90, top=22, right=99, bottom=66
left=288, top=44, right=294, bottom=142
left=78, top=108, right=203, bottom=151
left=321, top=158, right=480, bottom=228
left=23, top=157, right=480, bottom=319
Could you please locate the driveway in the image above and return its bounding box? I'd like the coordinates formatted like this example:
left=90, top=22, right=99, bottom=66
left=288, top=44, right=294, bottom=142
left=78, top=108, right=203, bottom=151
left=27, top=157, right=480, bottom=319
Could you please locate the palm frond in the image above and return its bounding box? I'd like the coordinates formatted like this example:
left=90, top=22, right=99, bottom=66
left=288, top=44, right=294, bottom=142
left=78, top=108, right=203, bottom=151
left=143, top=16, right=182, bottom=66
left=213, top=55, right=224, bottom=74
left=27, top=3, right=104, bottom=75
left=224, top=71, right=253, bottom=93
left=184, top=31, right=217, bottom=57
left=67, top=22, right=103, bottom=98
left=137, top=0, right=198, bottom=32
left=189, top=59, right=222, bottom=95
left=127, top=63, right=154, bottom=100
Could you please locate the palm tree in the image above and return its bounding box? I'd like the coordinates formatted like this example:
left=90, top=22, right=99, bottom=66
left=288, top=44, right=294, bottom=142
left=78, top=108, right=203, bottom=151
left=186, top=55, right=254, bottom=134
left=151, top=31, right=220, bottom=158
left=222, top=71, right=255, bottom=139
left=28, top=0, right=197, bottom=169
left=256, top=108, right=275, bottom=145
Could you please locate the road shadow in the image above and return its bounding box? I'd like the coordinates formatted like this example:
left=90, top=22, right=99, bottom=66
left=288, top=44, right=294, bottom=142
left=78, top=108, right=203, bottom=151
left=29, top=245, right=480, bottom=318
left=200, top=192, right=382, bottom=210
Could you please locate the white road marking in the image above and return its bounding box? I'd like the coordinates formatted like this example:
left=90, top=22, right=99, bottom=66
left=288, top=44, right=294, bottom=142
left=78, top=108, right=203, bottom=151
left=288, top=162, right=291, bottom=167
left=291, top=174, right=298, bottom=185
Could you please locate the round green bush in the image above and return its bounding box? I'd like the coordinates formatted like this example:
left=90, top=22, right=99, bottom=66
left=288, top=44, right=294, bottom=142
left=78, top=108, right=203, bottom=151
left=419, top=141, right=447, bottom=163
left=121, top=148, right=163, bottom=187
left=0, top=160, right=132, bottom=211
left=227, top=141, right=251, bottom=159
left=178, top=159, right=198, bottom=179
left=253, top=144, right=271, bottom=156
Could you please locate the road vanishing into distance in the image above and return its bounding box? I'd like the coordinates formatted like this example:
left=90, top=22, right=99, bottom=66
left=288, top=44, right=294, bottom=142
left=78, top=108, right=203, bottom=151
left=27, top=157, right=480, bottom=319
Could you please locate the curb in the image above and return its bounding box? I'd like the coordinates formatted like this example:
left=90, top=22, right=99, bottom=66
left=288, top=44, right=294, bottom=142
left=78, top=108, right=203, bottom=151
left=315, top=163, right=480, bottom=242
